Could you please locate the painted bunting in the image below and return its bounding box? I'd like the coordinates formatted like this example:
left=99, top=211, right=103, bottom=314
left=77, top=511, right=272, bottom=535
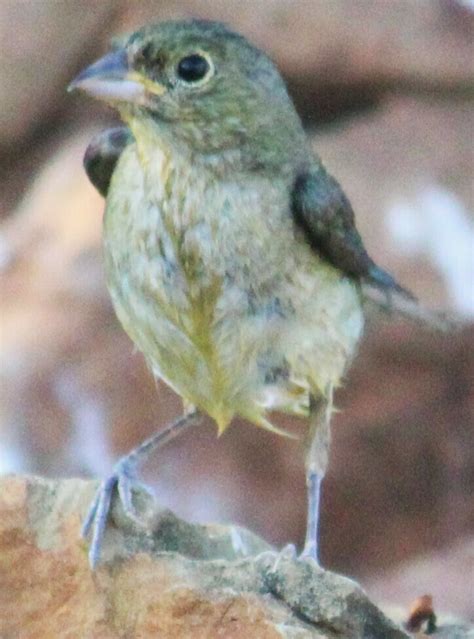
left=70, top=19, right=416, bottom=568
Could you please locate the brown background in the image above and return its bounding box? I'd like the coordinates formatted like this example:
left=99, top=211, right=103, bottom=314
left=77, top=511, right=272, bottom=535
left=1, top=0, right=473, bottom=622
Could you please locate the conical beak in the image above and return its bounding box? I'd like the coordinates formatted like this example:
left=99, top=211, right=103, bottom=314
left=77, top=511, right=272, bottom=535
left=68, top=49, right=146, bottom=103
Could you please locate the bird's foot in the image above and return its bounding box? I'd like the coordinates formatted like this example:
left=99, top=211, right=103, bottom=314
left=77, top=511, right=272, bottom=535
left=299, top=538, right=321, bottom=567
left=81, top=457, right=154, bottom=568
left=267, top=543, right=321, bottom=574
left=258, top=543, right=323, bottom=592
left=280, top=543, right=298, bottom=560
left=268, top=543, right=296, bottom=573
left=81, top=412, right=202, bottom=569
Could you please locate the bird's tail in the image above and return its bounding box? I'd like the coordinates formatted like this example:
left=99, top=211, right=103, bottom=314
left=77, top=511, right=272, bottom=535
left=367, top=264, right=417, bottom=302
left=362, top=277, right=457, bottom=332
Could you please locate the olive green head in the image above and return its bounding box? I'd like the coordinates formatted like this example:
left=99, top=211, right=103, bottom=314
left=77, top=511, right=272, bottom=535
left=70, top=19, right=304, bottom=160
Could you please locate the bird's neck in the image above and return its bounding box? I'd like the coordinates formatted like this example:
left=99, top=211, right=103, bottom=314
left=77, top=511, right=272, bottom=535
left=120, top=107, right=303, bottom=181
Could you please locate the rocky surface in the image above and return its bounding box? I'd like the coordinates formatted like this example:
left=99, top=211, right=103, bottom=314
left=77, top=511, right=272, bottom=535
left=1, top=475, right=472, bottom=638
left=0, top=475, right=413, bottom=638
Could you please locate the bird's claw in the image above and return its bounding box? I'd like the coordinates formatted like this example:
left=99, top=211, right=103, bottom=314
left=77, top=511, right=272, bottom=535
left=299, top=540, right=320, bottom=567
left=113, top=458, right=144, bottom=524
left=267, top=543, right=321, bottom=575
left=280, top=543, right=298, bottom=560
left=266, top=543, right=296, bottom=574
left=81, top=458, right=152, bottom=568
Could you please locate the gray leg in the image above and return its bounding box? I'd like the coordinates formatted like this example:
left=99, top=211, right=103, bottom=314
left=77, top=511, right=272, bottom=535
left=301, top=393, right=332, bottom=564
left=302, top=471, right=322, bottom=561
left=82, top=410, right=202, bottom=568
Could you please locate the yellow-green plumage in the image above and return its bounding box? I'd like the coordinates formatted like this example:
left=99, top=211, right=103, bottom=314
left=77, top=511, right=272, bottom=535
left=104, top=114, right=363, bottom=434
left=70, top=18, right=415, bottom=568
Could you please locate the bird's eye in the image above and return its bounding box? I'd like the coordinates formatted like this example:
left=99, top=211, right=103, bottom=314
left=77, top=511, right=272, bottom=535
left=177, top=54, right=212, bottom=83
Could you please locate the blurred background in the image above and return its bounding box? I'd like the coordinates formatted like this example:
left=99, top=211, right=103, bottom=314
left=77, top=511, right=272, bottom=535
left=1, top=0, right=473, bottom=622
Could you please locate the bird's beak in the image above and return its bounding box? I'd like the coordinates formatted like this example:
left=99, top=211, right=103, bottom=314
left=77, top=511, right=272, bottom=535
left=68, top=48, right=165, bottom=104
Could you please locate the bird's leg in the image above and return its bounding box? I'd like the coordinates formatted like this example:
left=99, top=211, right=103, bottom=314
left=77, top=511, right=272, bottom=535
left=303, top=470, right=322, bottom=561
left=82, top=410, right=203, bottom=568
left=300, top=393, right=332, bottom=564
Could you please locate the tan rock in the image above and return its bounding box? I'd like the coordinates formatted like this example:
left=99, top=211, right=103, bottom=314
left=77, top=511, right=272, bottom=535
left=0, top=474, right=409, bottom=639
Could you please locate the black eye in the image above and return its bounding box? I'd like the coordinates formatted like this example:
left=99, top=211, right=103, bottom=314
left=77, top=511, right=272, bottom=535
left=177, top=54, right=211, bottom=83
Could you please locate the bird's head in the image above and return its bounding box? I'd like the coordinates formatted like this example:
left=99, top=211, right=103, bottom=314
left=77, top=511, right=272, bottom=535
left=70, top=20, right=304, bottom=163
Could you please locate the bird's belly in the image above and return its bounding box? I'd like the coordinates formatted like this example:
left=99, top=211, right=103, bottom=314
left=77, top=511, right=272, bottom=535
left=103, top=148, right=364, bottom=432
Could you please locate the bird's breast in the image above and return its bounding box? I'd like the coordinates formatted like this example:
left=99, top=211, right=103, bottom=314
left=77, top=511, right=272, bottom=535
left=102, top=140, right=364, bottom=431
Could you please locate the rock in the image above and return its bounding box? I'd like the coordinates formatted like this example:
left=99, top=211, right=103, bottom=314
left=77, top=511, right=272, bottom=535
left=0, top=474, right=410, bottom=639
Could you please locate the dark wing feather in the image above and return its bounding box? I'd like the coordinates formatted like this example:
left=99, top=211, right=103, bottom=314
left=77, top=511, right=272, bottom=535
left=84, top=126, right=133, bottom=197
left=291, top=167, right=414, bottom=299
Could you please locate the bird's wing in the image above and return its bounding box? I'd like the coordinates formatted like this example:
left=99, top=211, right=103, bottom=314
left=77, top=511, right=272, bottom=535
left=291, top=167, right=414, bottom=299
left=83, top=126, right=133, bottom=197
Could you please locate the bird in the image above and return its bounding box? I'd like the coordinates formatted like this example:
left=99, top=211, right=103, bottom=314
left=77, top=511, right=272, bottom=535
left=70, top=18, right=417, bottom=569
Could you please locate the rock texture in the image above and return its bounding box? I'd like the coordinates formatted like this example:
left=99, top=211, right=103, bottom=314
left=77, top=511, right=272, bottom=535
left=1, top=475, right=472, bottom=638
left=0, top=474, right=409, bottom=638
